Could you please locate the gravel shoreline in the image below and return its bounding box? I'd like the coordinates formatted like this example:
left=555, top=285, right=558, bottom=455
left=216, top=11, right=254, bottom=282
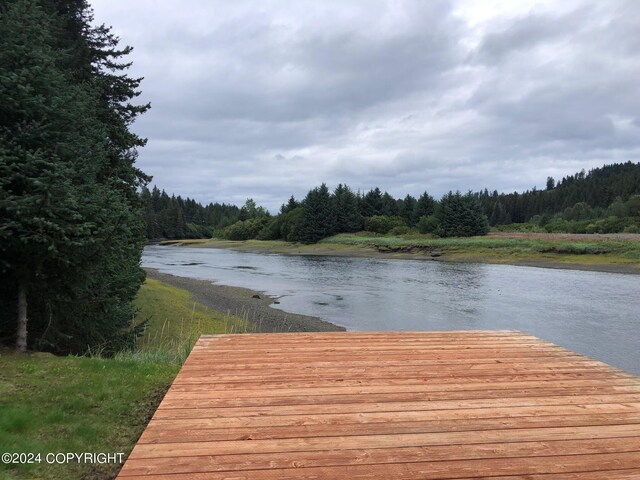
left=144, top=268, right=345, bottom=333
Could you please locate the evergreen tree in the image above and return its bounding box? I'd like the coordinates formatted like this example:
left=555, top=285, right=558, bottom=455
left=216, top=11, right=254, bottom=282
left=333, top=184, right=363, bottom=233
left=546, top=176, right=555, bottom=190
left=1, top=0, right=105, bottom=351
left=479, top=163, right=640, bottom=224
left=141, top=185, right=240, bottom=239
left=414, top=191, right=436, bottom=224
left=280, top=195, right=299, bottom=214
left=489, top=201, right=510, bottom=226
left=141, top=187, right=159, bottom=238
left=239, top=198, right=267, bottom=220
left=399, top=194, right=417, bottom=225
left=437, top=192, right=489, bottom=237
left=360, top=188, right=383, bottom=217
left=381, top=192, right=399, bottom=216
left=297, top=184, right=336, bottom=243
left=280, top=207, right=302, bottom=242
left=0, top=0, right=148, bottom=354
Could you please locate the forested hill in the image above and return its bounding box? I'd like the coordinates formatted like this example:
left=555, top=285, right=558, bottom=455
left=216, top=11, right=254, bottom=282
left=478, top=161, right=640, bottom=225
left=142, top=186, right=240, bottom=239
left=146, top=161, right=640, bottom=242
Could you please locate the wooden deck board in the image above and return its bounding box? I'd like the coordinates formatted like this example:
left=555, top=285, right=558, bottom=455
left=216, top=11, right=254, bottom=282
left=117, top=331, right=640, bottom=479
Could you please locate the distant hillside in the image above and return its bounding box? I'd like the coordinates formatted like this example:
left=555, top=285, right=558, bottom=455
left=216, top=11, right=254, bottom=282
left=141, top=186, right=240, bottom=240
left=478, top=161, right=640, bottom=225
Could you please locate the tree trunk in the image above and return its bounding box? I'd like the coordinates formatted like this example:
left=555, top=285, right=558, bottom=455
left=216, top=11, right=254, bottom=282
left=17, top=280, right=28, bottom=353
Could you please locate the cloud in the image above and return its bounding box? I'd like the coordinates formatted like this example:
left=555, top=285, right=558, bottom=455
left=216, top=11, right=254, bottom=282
left=91, top=0, right=640, bottom=210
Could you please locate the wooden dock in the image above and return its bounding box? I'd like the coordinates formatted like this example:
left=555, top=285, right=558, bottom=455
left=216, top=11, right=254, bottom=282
left=117, top=331, right=640, bottom=479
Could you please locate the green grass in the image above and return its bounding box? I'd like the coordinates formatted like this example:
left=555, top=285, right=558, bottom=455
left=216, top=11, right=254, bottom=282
left=0, top=277, right=249, bottom=480
left=131, top=278, right=249, bottom=363
left=321, top=233, right=640, bottom=265
left=0, top=352, right=178, bottom=480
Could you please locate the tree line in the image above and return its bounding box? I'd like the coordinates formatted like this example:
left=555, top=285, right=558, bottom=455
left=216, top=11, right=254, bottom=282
left=221, top=186, right=490, bottom=243
left=141, top=186, right=240, bottom=239
left=1, top=0, right=148, bottom=354
left=477, top=161, right=640, bottom=233
left=152, top=161, right=640, bottom=244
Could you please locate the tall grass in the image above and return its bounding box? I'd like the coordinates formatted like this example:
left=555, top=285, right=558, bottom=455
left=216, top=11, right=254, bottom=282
left=121, top=278, right=257, bottom=365
left=322, top=233, right=640, bottom=259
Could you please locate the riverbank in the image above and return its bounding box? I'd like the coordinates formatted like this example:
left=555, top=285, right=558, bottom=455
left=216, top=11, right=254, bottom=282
left=159, top=233, right=640, bottom=275
left=144, top=268, right=345, bottom=333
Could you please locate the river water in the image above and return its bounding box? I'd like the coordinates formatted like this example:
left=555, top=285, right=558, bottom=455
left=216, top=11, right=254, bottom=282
left=143, top=245, right=640, bottom=374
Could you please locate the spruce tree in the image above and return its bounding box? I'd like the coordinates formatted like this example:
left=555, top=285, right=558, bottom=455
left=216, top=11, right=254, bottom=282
left=437, top=192, right=489, bottom=237
left=381, top=192, right=399, bottom=216
left=360, top=188, right=383, bottom=217
left=399, top=194, right=417, bottom=225
left=1, top=0, right=104, bottom=351
left=297, top=184, right=336, bottom=243
left=280, top=195, right=299, bottom=214
left=414, top=191, right=436, bottom=224
left=333, top=184, right=363, bottom=233
left=0, top=0, right=149, bottom=354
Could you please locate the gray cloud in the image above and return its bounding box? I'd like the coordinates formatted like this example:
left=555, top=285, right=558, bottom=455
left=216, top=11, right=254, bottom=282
left=91, top=0, right=640, bottom=210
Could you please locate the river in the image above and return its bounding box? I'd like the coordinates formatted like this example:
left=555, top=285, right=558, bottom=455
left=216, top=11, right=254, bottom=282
left=143, top=245, right=640, bottom=375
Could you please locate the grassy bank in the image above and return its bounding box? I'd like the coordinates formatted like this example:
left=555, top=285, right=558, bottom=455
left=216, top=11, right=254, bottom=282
left=163, top=233, right=640, bottom=273
left=326, top=233, right=640, bottom=267
left=132, top=278, right=249, bottom=363
left=0, top=277, right=246, bottom=480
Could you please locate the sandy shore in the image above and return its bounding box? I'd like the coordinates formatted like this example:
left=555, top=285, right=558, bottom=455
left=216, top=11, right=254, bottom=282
left=145, top=268, right=345, bottom=333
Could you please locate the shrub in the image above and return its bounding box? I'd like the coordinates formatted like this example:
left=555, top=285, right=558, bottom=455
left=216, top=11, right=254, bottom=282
left=493, top=223, right=545, bottom=233
left=364, top=215, right=406, bottom=234
left=563, top=202, right=593, bottom=221
left=388, top=225, right=410, bottom=236
left=185, top=223, right=213, bottom=239
left=417, top=214, right=440, bottom=234
left=223, top=217, right=270, bottom=240
left=626, top=195, right=640, bottom=217
left=256, top=217, right=282, bottom=240
left=280, top=208, right=302, bottom=242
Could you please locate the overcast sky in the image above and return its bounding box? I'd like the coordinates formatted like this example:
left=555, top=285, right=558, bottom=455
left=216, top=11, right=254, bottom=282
left=91, top=0, right=640, bottom=211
